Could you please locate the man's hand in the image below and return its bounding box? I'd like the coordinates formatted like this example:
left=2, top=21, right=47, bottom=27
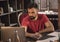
left=30, top=32, right=42, bottom=39
left=34, top=32, right=42, bottom=39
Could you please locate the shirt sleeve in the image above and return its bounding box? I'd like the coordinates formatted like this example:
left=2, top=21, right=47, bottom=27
left=42, top=14, right=49, bottom=23
left=21, top=18, right=29, bottom=26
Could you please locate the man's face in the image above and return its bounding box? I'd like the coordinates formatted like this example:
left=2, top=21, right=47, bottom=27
left=28, top=8, right=38, bottom=20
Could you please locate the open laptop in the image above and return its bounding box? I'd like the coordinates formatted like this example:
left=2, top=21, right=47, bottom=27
left=1, top=27, right=26, bottom=42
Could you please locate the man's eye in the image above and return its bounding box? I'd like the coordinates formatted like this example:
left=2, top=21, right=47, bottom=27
left=32, top=12, right=35, bottom=13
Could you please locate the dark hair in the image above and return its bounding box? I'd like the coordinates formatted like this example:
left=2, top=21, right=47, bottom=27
left=27, top=3, right=38, bottom=9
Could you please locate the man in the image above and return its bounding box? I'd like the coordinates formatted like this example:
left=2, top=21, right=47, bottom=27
left=21, top=3, right=54, bottom=38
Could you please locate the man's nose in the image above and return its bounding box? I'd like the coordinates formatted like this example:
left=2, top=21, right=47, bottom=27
left=29, top=13, right=33, bottom=16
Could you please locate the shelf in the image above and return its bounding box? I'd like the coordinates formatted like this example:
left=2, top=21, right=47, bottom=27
left=46, top=14, right=58, bottom=15
left=0, top=9, right=23, bottom=16
left=9, top=9, right=23, bottom=13
left=0, top=0, right=6, bottom=1
left=38, top=12, right=58, bottom=15
left=49, top=18, right=58, bottom=20
left=0, top=13, right=10, bottom=16
left=9, top=23, right=18, bottom=27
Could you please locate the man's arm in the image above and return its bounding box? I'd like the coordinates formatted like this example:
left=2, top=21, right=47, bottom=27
left=22, top=26, right=35, bottom=37
left=39, top=21, right=54, bottom=34
left=21, top=18, right=36, bottom=37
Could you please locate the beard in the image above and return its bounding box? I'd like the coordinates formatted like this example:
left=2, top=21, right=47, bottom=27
left=29, top=16, right=36, bottom=20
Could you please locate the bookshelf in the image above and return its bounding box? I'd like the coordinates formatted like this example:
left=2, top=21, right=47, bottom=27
left=0, top=0, right=24, bottom=26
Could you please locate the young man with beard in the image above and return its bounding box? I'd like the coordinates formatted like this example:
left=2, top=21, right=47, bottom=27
left=21, top=3, right=54, bottom=38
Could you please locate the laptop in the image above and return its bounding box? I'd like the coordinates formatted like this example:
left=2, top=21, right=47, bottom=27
left=1, top=27, right=26, bottom=42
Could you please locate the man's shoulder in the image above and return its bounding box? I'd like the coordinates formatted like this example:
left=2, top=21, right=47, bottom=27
left=38, top=14, right=44, bottom=18
left=38, top=14, right=46, bottom=16
left=38, top=14, right=47, bottom=18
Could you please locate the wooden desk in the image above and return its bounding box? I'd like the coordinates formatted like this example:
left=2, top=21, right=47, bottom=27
left=27, top=32, right=59, bottom=42
left=36, top=32, right=59, bottom=42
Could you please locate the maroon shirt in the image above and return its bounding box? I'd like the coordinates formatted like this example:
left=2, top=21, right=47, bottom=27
left=22, top=14, right=49, bottom=33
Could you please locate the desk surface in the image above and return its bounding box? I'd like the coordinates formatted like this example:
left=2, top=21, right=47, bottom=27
left=27, top=32, right=59, bottom=42
left=36, top=32, right=59, bottom=42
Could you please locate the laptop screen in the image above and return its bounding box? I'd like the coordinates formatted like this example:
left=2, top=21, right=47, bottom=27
left=1, top=27, right=26, bottom=42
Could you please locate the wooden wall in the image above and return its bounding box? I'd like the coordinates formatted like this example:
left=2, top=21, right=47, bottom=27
left=58, top=0, right=60, bottom=28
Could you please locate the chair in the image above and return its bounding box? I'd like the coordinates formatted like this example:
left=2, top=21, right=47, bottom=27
left=18, top=12, right=28, bottom=26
